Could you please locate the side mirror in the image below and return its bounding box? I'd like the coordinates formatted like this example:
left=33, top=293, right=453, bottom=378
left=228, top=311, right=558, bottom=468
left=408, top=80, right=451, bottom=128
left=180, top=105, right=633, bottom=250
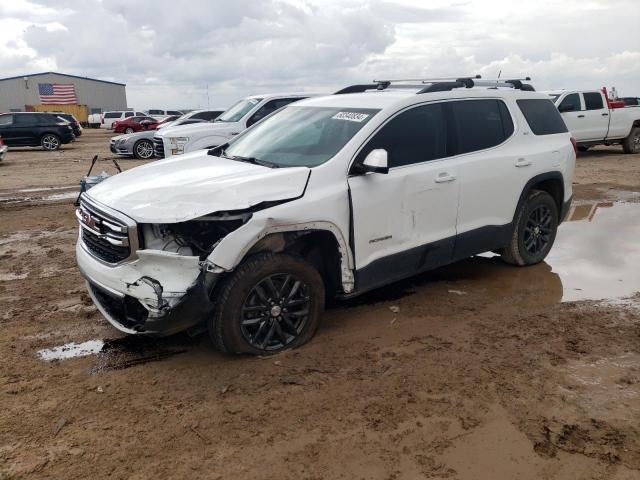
left=359, top=149, right=389, bottom=174
left=558, top=104, right=575, bottom=113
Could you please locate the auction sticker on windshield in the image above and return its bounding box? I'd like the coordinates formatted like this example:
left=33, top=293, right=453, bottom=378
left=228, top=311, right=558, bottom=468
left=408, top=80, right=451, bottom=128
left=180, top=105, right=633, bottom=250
left=332, top=112, right=370, bottom=122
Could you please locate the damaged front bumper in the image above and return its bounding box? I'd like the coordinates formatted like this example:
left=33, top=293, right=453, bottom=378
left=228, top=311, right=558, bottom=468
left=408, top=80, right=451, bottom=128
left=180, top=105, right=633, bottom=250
left=76, top=241, right=221, bottom=336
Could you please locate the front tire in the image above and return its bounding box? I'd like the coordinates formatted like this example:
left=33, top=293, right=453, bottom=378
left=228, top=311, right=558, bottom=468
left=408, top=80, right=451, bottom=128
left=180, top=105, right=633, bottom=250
left=41, top=134, right=60, bottom=151
left=133, top=139, right=154, bottom=159
left=501, top=190, right=558, bottom=266
left=124, top=127, right=134, bottom=134
left=208, top=253, right=325, bottom=355
left=622, top=127, right=640, bottom=154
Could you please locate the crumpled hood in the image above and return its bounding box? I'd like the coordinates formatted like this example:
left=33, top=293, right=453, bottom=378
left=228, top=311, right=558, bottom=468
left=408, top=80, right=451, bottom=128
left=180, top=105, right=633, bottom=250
left=86, top=151, right=310, bottom=223
left=157, top=121, right=240, bottom=139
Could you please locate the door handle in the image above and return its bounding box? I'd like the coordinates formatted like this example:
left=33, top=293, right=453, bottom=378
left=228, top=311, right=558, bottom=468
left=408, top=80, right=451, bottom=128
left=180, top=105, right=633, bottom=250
left=602, top=113, right=609, bottom=116
left=434, top=173, right=456, bottom=183
left=515, top=158, right=532, bottom=168
left=231, top=132, right=239, bottom=136
left=577, top=115, right=585, bottom=118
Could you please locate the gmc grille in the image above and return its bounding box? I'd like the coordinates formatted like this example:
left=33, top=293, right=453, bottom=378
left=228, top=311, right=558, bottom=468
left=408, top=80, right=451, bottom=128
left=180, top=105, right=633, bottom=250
left=77, top=198, right=136, bottom=264
left=153, top=136, right=164, bottom=158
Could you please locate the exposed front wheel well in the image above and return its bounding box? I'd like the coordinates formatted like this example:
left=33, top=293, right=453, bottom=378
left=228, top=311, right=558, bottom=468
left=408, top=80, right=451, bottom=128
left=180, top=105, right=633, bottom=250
left=245, top=230, right=343, bottom=297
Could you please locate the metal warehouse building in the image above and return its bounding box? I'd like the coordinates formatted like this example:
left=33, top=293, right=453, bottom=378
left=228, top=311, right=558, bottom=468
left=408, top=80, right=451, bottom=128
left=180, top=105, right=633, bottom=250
left=0, top=72, right=127, bottom=122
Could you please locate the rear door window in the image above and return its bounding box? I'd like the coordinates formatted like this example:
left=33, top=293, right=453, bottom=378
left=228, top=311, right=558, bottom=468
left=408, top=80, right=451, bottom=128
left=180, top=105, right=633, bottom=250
left=124, top=112, right=134, bottom=118
left=0, top=114, right=13, bottom=126
left=583, top=92, right=604, bottom=110
left=104, top=112, right=122, bottom=119
left=517, top=99, right=569, bottom=135
left=450, top=99, right=513, bottom=154
left=13, top=114, right=39, bottom=126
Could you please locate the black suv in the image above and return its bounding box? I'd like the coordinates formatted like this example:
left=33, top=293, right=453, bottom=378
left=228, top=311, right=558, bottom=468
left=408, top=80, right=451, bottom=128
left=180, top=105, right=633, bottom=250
left=0, top=112, right=74, bottom=150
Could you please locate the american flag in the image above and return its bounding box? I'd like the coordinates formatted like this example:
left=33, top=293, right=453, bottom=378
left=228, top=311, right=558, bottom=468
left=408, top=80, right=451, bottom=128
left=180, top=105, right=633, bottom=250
left=38, top=83, right=78, bottom=104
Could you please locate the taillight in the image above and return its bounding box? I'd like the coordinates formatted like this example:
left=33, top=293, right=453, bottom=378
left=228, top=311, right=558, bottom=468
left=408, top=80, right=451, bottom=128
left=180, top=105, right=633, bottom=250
left=570, top=137, right=577, bottom=155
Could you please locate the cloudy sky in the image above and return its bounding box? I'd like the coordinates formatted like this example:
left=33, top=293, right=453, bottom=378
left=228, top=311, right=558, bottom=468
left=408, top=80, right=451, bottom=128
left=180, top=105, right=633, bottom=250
left=1, top=0, right=638, bottom=109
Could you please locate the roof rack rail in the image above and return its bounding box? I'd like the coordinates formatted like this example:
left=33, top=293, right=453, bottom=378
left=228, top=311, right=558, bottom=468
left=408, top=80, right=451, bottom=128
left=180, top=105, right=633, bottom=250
left=335, top=75, right=534, bottom=95
left=417, top=76, right=534, bottom=94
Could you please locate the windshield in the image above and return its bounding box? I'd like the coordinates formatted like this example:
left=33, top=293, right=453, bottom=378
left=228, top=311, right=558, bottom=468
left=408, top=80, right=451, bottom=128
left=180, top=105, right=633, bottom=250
left=216, top=98, right=263, bottom=122
left=222, top=106, right=379, bottom=168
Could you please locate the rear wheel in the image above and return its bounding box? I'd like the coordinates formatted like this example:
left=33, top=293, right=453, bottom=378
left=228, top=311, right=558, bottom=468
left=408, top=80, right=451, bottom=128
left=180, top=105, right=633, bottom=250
left=133, top=139, right=154, bottom=159
left=41, top=134, right=60, bottom=151
left=124, top=127, right=134, bottom=134
left=208, top=253, right=325, bottom=355
left=622, top=127, right=640, bottom=154
left=501, top=190, right=558, bottom=266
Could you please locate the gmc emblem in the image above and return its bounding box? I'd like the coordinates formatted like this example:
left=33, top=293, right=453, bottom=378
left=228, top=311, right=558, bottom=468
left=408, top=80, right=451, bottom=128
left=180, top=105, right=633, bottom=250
left=80, top=210, right=97, bottom=230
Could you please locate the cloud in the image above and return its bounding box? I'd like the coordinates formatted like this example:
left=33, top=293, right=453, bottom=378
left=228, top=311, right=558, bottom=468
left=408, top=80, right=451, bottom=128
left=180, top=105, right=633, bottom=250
left=0, top=0, right=638, bottom=108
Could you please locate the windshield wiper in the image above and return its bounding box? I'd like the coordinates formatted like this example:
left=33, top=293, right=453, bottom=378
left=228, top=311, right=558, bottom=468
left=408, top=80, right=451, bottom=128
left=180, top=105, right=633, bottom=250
left=230, top=155, right=280, bottom=169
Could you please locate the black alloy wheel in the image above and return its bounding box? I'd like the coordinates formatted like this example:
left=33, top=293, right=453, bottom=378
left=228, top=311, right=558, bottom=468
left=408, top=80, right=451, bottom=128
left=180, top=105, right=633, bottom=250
left=240, top=273, right=311, bottom=351
left=523, top=204, right=553, bottom=255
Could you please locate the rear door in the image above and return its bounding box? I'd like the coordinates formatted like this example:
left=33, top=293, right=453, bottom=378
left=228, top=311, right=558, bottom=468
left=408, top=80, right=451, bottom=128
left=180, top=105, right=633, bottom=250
left=581, top=92, right=609, bottom=141
left=348, top=102, right=460, bottom=290
left=12, top=114, right=40, bottom=145
left=449, top=99, right=521, bottom=257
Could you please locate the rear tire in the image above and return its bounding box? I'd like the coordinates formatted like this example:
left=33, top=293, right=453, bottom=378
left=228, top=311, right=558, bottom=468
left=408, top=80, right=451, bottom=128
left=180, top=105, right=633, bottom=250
left=124, top=127, right=134, bottom=134
left=133, top=139, right=154, bottom=159
left=41, top=134, right=60, bottom=151
left=500, top=190, right=558, bottom=266
left=208, top=253, right=325, bottom=355
left=622, top=127, right=640, bottom=154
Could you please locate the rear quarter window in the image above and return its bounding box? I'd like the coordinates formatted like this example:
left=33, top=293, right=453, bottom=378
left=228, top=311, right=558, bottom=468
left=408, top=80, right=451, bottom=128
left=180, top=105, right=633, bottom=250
left=516, top=99, right=568, bottom=135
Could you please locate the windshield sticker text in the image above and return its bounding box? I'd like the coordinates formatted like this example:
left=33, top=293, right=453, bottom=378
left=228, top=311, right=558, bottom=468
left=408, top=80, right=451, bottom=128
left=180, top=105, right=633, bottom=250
left=332, top=112, right=369, bottom=122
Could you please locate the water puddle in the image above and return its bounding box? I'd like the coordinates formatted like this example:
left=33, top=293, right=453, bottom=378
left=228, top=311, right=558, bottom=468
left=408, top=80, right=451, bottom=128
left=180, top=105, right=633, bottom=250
left=547, top=199, right=640, bottom=301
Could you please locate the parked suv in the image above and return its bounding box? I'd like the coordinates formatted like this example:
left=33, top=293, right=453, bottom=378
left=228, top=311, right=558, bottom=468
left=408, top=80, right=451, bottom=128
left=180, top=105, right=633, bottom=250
left=153, top=94, right=317, bottom=158
left=0, top=112, right=74, bottom=150
left=76, top=78, right=575, bottom=354
left=101, top=111, right=146, bottom=129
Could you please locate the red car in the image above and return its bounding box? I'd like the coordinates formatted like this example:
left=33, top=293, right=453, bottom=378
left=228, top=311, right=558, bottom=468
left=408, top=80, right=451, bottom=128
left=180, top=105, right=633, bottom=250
left=112, top=116, right=158, bottom=134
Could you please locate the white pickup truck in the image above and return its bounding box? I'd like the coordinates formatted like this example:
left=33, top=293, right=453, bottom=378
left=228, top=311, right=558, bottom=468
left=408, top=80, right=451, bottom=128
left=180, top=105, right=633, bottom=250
left=545, top=89, right=640, bottom=153
left=152, top=93, right=318, bottom=159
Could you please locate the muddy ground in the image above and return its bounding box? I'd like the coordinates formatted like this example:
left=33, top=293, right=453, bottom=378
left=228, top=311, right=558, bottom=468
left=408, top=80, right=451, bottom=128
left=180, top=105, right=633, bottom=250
left=0, top=130, right=639, bottom=479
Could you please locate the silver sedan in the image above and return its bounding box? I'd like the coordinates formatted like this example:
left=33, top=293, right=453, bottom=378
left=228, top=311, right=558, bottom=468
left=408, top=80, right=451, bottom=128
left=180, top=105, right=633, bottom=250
left=110, top=130, right=155, bottom=159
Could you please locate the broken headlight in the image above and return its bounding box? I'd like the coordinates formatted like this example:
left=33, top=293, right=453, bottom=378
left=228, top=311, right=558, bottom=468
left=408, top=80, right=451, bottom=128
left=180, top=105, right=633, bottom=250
left=140, top=211, right=251, bottom=260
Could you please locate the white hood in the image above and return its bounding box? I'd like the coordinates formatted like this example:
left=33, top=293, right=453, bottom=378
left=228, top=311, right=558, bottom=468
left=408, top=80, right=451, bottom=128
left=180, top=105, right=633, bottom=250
left=86, top=150, right=310, bottom=223
left=156, top=121, right=240, bottom=139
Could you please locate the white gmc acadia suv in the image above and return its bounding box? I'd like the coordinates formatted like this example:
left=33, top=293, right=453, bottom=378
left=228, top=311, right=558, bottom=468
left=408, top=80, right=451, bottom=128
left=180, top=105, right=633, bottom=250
left=76, top=77, right=576, bottom=355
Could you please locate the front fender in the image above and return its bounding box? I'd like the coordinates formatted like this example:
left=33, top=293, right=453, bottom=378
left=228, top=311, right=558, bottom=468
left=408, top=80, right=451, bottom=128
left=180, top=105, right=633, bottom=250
left=207, top=218, right=355, bottom=293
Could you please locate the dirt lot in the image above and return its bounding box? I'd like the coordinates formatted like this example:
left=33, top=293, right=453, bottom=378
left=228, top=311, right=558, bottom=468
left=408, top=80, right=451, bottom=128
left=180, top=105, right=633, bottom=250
left=1, top=130, right=639, bottom=479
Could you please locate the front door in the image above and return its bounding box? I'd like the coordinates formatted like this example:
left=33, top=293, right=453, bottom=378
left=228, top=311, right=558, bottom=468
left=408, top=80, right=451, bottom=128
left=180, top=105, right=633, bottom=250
left=347, top=102, right=460, bottom=291
left=558, top=93, right=588, bottom=141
